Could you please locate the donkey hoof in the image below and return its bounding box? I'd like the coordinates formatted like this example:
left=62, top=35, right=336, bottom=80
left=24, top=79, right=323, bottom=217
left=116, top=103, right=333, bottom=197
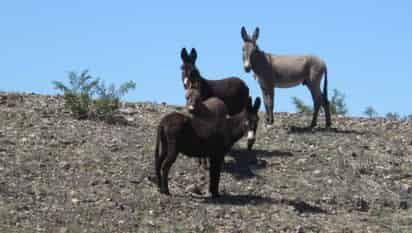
left=159, top=188, right=170, bottom=195
left=211, top=193, right=221, bottom=198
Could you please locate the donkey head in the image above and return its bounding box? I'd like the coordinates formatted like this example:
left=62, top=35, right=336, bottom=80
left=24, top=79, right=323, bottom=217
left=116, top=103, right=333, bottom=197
left=244, top=96, right=261, bottom=150
left=185, top=88, right=202, bottom=113
left=241, top=26, right=259, bottom=73
left=180, top=48, right=200, bottom=89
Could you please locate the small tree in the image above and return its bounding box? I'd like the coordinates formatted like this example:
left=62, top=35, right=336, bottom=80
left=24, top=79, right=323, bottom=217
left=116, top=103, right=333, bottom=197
left=292, top=97, right=312, bottom=114
left=292, top=89, right=348, bottom=116
left=94, top=80, right=136, bottom=118
left=53, top=70, right=99, bottom=119
left=363, top=106, right=378, bottom=118
left=385, top=112, right=400, bottom=121
left=329, top=89, right=348, bottom=115
left=53, top=70, right=136, bottom=123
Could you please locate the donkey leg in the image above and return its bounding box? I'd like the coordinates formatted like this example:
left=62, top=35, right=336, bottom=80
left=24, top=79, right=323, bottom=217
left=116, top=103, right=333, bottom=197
left=155, top=139, right=167, bottom=188
left=197, top=157, right=208, bottom=169
left=201, top=157, right=208, bottom=169
left=160, top=140, right=178, bottom=195
left=308, top=84, right=322, bottom=128
left=262, top=88, right=274, bottom=125
left=209, top=155, right=224, bottom=198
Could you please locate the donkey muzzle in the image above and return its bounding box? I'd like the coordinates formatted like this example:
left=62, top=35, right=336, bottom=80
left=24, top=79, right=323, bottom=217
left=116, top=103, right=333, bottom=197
left=247, top=130, right=255, bottom=150
left=244, top=62, right=251, bottom=73
left=183, top=77, right=189, bottom=86
left=187, top=105, right=195, bottom=111
left=247, top=130, right=255, bottom=140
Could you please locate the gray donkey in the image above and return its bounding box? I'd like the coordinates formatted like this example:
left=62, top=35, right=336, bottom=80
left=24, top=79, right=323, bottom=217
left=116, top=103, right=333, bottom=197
left=241, top=26, right=331, bottom=128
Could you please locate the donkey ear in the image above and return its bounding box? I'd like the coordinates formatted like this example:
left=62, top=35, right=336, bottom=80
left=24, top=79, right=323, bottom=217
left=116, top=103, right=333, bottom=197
left=252, top=27, right=259, bottom=42
left=253, top=97, right=261, bottom=112
left=241, top=26, right=250, bottom=42
left=190, top=48, right=197, bottom=64
left=181, top=48, right=189, bottom=62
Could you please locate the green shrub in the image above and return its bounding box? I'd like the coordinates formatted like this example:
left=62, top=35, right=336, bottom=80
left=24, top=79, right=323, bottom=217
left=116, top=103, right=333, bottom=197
left=292, top=97, right=312, bottom=114
left=364, top=106, right=378, bottom=118
left=53, top=70, right=136, bottom=123
left=385, top=112, right=400, bottom=121
left=94, top=81, right=136, bottom=119
left=292, top=89, right=348, bottom=116
left=53, top=70, right=99, bottom=119
left=329, top=89, right=348, bottom=115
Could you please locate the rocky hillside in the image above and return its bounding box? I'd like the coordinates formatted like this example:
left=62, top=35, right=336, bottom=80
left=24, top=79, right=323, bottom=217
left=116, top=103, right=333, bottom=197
left=0, top=92, right=411, bottom=233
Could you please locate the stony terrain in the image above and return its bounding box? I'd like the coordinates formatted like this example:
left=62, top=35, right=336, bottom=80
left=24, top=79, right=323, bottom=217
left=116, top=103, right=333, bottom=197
left=0, top=92, right=411, bottom=233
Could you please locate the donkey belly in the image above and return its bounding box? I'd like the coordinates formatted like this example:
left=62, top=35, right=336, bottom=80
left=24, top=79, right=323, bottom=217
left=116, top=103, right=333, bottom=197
left=270, top=55, right=310, bottom=88
left=274, top=76, right=304, bottom=88
left=206, top=78, right=249, bottom=115
left=177, top=135, right=223, bottom=158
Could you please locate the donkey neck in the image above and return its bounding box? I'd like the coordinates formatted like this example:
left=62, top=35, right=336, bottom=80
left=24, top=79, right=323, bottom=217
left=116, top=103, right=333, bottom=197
left=197, top=75, right=214, bottom=100
left=250, top=48, right=273, bottom=79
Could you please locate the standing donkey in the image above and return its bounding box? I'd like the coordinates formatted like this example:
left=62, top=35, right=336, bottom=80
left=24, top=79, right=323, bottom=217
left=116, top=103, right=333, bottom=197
left=241, top=26, right=331, bottom=128
left=154, top=96, right=261, bottom=197
left=180, top=48, right=250, bottom=116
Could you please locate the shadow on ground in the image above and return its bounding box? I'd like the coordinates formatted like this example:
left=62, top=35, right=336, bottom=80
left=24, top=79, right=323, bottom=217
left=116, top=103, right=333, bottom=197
left=199, top=194, right=328, bottom=214
left=200, top=193, right=277, bottom=206
left=223, top=148, right=293, bottom=179
left=281, top=198, right=328, bottom=214
left=288, top=125, right=366, bottom=135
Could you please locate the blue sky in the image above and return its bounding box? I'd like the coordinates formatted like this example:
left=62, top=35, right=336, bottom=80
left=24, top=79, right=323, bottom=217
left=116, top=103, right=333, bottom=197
left=1, top=1, right=411, bottom=116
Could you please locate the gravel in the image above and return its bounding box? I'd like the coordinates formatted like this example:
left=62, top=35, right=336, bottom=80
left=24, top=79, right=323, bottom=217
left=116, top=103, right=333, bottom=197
left=0, top=92, right=411, bottom=233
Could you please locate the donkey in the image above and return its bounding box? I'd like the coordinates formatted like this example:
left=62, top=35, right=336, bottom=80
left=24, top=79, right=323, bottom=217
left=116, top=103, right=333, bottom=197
left=185, top=88, right=229, bottom=168
left=186, top=88, right=256, bottom=151
left=185, top=88, right=228, bottom=119
left=154, top=96, right=261, bottom=197
left=241, top=26, right=331, bottom=128
left=180, top=48, right=250, bottom=116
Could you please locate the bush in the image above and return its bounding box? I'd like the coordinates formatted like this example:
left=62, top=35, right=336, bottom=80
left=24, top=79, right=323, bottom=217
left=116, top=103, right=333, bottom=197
left=364, top=106, right=378, bottom=118
left=292, top=97, right=312, bottom=114
left=292, top=89, right=348, bottom=116
left=94, top=81, right=136, bottom=119
left=53, top=70, right=136, bottom=123
left=53, top=70, right=99, bottom=119
left=385, top=112, right=400, bottom=121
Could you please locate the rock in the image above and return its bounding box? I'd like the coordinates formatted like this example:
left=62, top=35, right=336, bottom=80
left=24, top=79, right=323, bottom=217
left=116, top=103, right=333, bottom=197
left=313, top=169, right=321, bottom=175
left=59, top=161, right=71, bottom=170
left=185, top=184, right=202, bottom=195
left=352, top=196, right=369, bottom=212
left=71, top=198, right=80, bottom=204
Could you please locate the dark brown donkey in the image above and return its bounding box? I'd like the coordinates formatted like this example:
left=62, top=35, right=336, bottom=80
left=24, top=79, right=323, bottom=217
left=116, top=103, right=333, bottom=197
left=241, top=26, right=331, bottom=128
left=154, top=96, right=261, bottom=197
left=180, top=48, right=250, bottom=116
left=185, top=88, right=229, bottom=168
left=186, top=88, right=257, bottom=150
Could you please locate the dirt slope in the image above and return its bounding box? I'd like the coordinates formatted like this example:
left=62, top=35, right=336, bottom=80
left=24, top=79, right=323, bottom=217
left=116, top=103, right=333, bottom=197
left=0, top=92, right=411, bottom=233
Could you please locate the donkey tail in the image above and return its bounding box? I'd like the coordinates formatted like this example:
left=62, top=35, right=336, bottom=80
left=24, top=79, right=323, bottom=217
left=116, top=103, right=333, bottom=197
left=323, top=66, right=328, bottom=103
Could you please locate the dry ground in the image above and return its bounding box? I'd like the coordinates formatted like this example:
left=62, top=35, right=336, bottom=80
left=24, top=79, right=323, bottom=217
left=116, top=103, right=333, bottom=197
left=1, top=92, right=411, bottom=233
